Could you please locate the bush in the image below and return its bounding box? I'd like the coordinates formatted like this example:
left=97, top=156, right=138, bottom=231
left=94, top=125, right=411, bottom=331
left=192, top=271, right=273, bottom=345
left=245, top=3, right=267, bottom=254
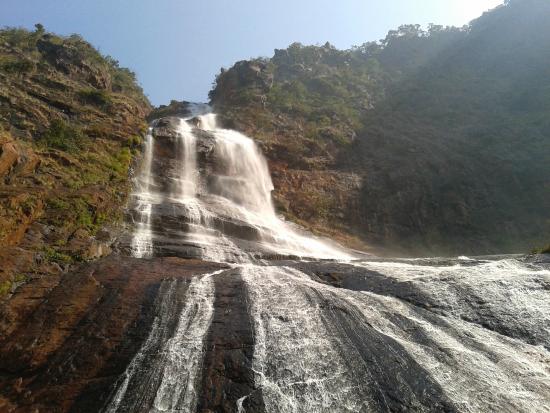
left=78, top=88, right=112, bottom=109
left=0, top=28, right=40, bottom=50
left=74, top=199, right=94, bottom=229
left=39, top=119, right=85, bottom=152
left=110, top=147, right=132, bottom=175
left=43, top=247, right=73, bottom=264
left=44, top=247, right=73, bottom=264
left=46, top=197, right=70, bottom=211
left=124, top=135, right=142, bottom=149
left=0, top=280, right=11, bottom=297
left=0, top=56, right=35, bottom=74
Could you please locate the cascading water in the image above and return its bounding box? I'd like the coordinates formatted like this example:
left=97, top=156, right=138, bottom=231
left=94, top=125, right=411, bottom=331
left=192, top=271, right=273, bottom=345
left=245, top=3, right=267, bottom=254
left=197, top=113, right=351, bottom=260
left=174, top=119, right=197, bottom=200
left=207, top=124, right=274, bottom=216
left=114, top=106, right=550, bottom=413
left=103, top=270, right=222, bottom=413
left=129, top=109, right=351, bottom=262
left=241, top=261, right=550, bottom=412
left=130, top=127, right=155, bottom=258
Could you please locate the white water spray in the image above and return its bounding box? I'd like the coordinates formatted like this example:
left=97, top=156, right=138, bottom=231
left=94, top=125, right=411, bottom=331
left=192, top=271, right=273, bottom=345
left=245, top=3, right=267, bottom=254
left=103, top=270, right=223, bottom=413
left=130, top=111, right=350, bottom=261
left=130, top=128, right=155, bottom=258
left=195, top=113, right=351, bottom=260
left=119, top=107, right=550, bottom=413
left=173, top=118, right=197, bottom=200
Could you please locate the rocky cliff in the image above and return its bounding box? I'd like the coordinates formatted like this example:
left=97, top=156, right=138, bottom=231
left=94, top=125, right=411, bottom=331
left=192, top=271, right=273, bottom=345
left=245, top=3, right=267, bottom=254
left=1, top=18, right=550, bottom=413
left=0, top=27, right=150, bottom=303
left=210, top=0, right=550, bottom=256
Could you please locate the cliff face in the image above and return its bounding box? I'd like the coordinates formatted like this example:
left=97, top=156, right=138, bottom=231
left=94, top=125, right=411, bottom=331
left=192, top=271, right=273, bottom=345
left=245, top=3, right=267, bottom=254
left=0, top=27, right=150, bottom=301
left=209, top=58, right=369, bottom=249
left=210, top=0, right=550, bottom=256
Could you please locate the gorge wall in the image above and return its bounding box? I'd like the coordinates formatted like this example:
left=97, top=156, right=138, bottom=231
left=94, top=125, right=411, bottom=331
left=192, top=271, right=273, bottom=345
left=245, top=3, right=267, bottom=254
left=0, top=27, right=150, bottom=302
left=2, top=110, right=549, bottom=413
left=209, top=0, right=550, bottom=256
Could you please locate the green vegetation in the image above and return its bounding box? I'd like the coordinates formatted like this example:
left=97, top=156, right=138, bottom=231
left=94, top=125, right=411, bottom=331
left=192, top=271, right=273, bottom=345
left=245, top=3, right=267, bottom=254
left=211, top=0, right=550, bottom=255
left=43, top=246, right=74, bottom=265
left=39, top=119, right=85, bottom=152
left=0, top=24, right=150, bottom=281
left=147, top=100, right=193, bottom=121
left=0, top=55, right=35, bottom=73
left=46, top=196, right=110, bottom=235
left=0, top=280, right=11, bottom=297
left=111, top=147, right=132, bottom=175
left=78, top=88, right=112, bottom=109
left=0, top=274, right=27, bottom=298
left=0, top=26, right=44, bottom=51
left=0, top=25, right=148, bottom=105
left=124, top=135, right=142, bottom=149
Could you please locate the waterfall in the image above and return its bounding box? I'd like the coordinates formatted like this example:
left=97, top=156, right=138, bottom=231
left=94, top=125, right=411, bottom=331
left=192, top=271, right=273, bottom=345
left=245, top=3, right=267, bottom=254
left=241, top=262, right=550, bottom=413
left=173, top=119, right=197, bottom=200
left=129, top=110, right=351, bottom=261
left=103, top=270, right=223, bottom=413
left=118, top=107, right=550, bottom=413
left=197, top=114, right=351, bottom=260
left=130, top=127, right=155, bottom=258
left=207, top=123, right=274, bottom=216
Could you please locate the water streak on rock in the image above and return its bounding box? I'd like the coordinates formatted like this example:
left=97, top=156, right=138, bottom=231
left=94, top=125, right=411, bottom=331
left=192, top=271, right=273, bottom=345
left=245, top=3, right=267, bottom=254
left=103, top=270, right=222, bottom=413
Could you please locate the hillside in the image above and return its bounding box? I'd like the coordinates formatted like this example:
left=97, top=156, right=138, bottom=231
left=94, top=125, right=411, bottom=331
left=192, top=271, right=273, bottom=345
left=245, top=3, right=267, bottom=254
left=0, top=26, right=150, bottom=304
left=210, top=0, right=550, bottom=255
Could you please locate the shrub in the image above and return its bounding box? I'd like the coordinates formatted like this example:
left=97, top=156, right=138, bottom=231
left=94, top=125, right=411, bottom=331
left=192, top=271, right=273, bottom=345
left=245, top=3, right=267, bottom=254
left=43, top=247, right=73, bottom=264
left=39, top=119, right=84, bottom=152
left=77, top=88, right=112, bottom=109
left=0, top=281, right=11, bottom=297
left=73, top=199, right=94, bottom=230
left=0, top=28, right=39, bottom=50
left=124, top=135, right=142, bottom=149
left=110, top=147, right=132, bottom=175
left=46, top=197, right=70, bottom=211
left=0, top=56, right=35, bottom=74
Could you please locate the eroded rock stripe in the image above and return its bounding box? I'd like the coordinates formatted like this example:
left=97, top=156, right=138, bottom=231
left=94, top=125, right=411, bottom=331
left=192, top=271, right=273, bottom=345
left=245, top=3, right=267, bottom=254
left=197, top=269, right=266, bottom=413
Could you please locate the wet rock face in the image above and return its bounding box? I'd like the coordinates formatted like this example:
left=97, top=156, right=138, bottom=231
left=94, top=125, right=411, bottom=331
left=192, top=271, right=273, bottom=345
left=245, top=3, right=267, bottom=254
left=126, top=116, right=305, bottom=262
left=0, top=255, right=226, bottom=412
left=146, top=117, right=214, bottom=197
left=150, top=117, right=187, bottom=194
left=3, top=255, right=550, bottom=412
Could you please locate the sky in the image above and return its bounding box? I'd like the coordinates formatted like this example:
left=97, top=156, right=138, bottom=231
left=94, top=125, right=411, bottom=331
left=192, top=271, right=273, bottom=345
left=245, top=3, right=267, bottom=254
left=1, top=0, right=503, bottom=105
